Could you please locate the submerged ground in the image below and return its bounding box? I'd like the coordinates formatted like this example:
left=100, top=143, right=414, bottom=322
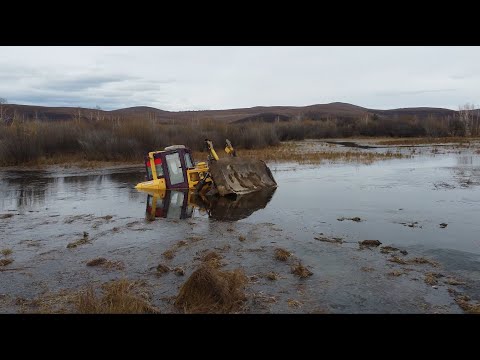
left=1, top=138, right=479, bottom=313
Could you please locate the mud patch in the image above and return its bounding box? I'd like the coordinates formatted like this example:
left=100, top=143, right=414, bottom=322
left=67, top=232, right=90, bottom=249
left=0, top=214, right=14, bottom=219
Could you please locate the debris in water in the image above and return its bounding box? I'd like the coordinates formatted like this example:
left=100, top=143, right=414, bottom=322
left=361, top=267, right=374, bottom=272
left=337, top=217, right=362, bottom=222
left=445, top=277, right=466, bottom=286
left=388, top=270, right=405, bottom=277
left=201, top=251, right=223, bottom=268
left=274, top=248, right=291, bottom=261
left=238, top=236, right=246, bottom=242
left=439, top=223, right=448, bottom=228
left=86, top=258, right=124, bottom=270
left=400, top=250, right=408, bottom=255
left=0, top=214, right=14, bottom=219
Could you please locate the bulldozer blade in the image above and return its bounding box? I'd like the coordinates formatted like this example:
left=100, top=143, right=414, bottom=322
left=208, top=157, right=277, bottom=196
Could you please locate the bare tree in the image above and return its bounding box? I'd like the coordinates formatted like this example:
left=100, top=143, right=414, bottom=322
left=458, top=103, right=475, bottom=137
left=0, top=97, right=7, bottom=122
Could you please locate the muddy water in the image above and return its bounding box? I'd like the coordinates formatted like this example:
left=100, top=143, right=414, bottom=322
left=1, top=144, right=479, bottom=313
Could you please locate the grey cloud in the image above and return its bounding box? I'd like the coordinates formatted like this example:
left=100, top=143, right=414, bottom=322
left=377, top=89, right=457, bottom=96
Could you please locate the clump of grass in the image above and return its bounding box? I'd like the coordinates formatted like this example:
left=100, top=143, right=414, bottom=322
left=291, top=263, right=313, bottom=278
left=174, top=267, right=185, bottom=276
left=86, top=257, right=124, bottom=270
left=156, top=264, right=170, bottom=274
left=238, top=236, right=246, bottom=242
left=1, top=248, right=13, bottom=257
left=411, top=257, right=438, bottom=267
left=162, top=248, right=176, bottom=260
left=454, top=295, right=480, bottom=314
left=388, top=256, right=409, bottom=265
left=380, top=246, right=399, bottom=254
left=77, top=279, right=158, bottom=314
left=359, top=240, right=382, bottom=247
left=445, top=277, right=466, bottom=286
left=0, top=258, right=14, bottom=267
left=265, top=272, right=279, bottom=281
left=174, top=265, right=247, bottom=313
left=86, top=258, right=107, bottom=266
left=375, top=137, right=472, bottom=146
left=67, top=232, right=90, bottom=249
left=361, top=267, right=374, bottom=272
left=314, top=236, right=343, bottom=244
left=201, top=251, right=223, bottom=268
left=424, top=272, right=443, bottom=286
left=177, top=240, right=188, bottom=247
left=388, top=270, right=405, bottom=277
left=274, top=248, right=291, bottom=261
left=287, top=299, right=302, bottom=308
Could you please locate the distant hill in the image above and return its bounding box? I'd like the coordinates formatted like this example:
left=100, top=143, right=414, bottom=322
left=1, top=102, right=460, bottom=123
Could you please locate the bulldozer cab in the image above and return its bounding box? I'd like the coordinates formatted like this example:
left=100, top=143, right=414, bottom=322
left=144, top=146, right=195, bottom=189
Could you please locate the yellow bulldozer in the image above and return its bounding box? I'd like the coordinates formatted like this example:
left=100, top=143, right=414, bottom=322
left=135, top=139, right=277, bottom=196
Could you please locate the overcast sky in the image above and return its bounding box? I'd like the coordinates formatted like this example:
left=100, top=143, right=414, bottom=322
left=0, top=46, right=479, bottom=111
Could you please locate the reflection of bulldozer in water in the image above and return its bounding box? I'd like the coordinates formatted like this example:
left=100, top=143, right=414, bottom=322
left=143, top=187, right=276, bottom=221
left=135, top=139, right=277, bottom=196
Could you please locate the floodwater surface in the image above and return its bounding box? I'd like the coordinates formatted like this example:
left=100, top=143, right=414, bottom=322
left=1, top=141, right=479, bottom=313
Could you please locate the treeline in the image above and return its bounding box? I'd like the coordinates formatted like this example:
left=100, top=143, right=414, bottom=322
left=0, top=114, right=478, bottom=166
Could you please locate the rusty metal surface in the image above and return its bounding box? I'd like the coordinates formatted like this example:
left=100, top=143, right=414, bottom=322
left=209, top=157, right=277, bottom=196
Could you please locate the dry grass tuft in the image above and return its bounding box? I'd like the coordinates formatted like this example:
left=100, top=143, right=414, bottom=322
left=86, top=257, right=124, bottom=270
left=265, top=272, right=279, bottom=281
left=287, top=299, right=302, bottom=308
left=411, top=257, right=438, bottom=267
left=174, top=265, right=247, bottom=313
left=445, top=278, right=466, bottom=286
left=174, top=267, right=185, bottom=276
left=86, top=258, right=107, bottom=266
left=0, top=258, right=14, bottom=267
left=201, top=251, right=223, bottom=268
left=238, top=236, right=246, bottom=242
left=67, top=232, right=90, bottom=249
left=1, top=248, right=13, bottom=257
left=380, top=246, right=399, bottom=254
left=388, top=256, right=409, bottom=265
left=361, top=267, right=374, bottom=272
left=388, top=270, right=405, bottom=277
left=274, top=248, right=291, bottom=261
left=156, top=264, right=170, bottom=274
left=359, top=240, right=382, bottom=247
left=177, top=240, right=188, bottom=247
left=77, top=279, right=158, bottom=314
left=314, top=236, right=343, bottom=244
left=424, top=272, right=443, bottom=286
left=291, top=263, right=313, bottom=278
left=454, top=295, right=480, bottom=314
left=162, top=248, right=176, bottom=260
left=388, top=255, right=438, bottom=267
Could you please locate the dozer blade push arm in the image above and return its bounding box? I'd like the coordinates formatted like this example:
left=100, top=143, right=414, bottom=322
left=204, top=139, right=219, bottom=162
